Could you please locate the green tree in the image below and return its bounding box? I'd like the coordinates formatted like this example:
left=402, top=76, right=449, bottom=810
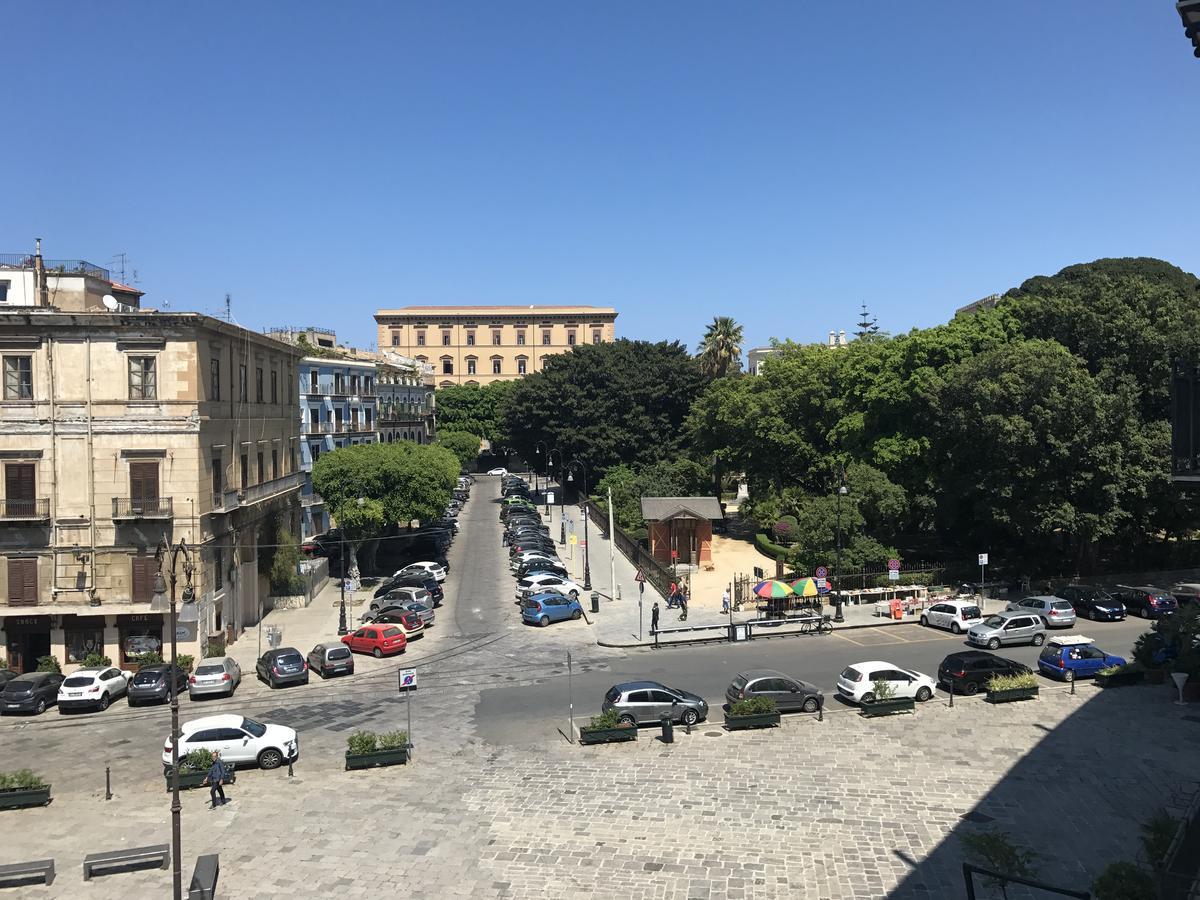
left=436, top=431, right=482, bottom=470
left=696, top=316, right=744, bottom=378
left=434, top=382, right=516, bottom=447
left=268, top=524, right=304, bottom=595
left=593, top=458, right=712, bottom=534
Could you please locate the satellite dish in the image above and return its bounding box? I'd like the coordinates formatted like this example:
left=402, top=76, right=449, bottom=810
left=102, top=294, right=119, bottom=310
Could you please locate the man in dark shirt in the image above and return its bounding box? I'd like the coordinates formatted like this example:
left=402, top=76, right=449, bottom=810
left=202, top=752, right=229, bottom=808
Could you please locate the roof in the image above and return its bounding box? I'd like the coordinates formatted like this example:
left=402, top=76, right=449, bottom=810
left=736, top=669, right=790, bottom=680
left=1047, top=635, right=1095, bottom=646
left=640, top=497, right=724, bottom=521
left=611, top=680, right=668, bottom=691
left=181, top=714, right=244, bottom=733
left=377, top=305, right=616, bottom=313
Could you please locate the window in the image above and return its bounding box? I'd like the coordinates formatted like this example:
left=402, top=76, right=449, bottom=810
left=290, top=447, right=296, bottom=472
left=5, top=463, right=36, bottom=516
left=492, top=330, right=501, bottom=345
left=334, top=374, right=346, bottom=394
left=65, top=622, right=105, bottom=664
left=255, top=367, right=264, bottom=403
left=492, top=358, right=502, bottom=375
left=287, top=365, right=293, bottom=404
left=567, top=331, right=576, bottom=346
left=516, top=331, right=526, bottom=346
left=211, top=359, right=221, bottom=400
left=467, top=358, right=477, bottom=375
left=335, top=409, right=344, bottom=430
left=517, top=357, right=527, bottom=375
left=310, top=443, right=321, bottom=463
left=309, top=370, right=319, bottom=393
left=271, top=370, right=278, bottom=404
left=7, top=557, right=37, bottom=605
left=271, top=448, right=278, bottom=479
left=442, top=331, right=451, bottom=346
left=238, top=364, right=248, bottom=402
left=129, top=462, right=160, bottom=514
left=131, top=556, right=158, bottom=603
left=0, top=280, right=9, bottom=302
left=543, top=330, right=551, bottom=345
left=442, top=359, right=454, bottom=375
left=390, top=331, right=399, bottom=347
left=212, top=456, right=222, bottom=498
left=240, top=453, right=248, bottom=492
left=3, top=355, right=32, bottom=400
left=592, top=330, right=601, bottom=344
left=416, top=332, right=426, bottom=346
left=257, top=451, right=265, bottom=483
left=365, top=408, right=373, bottom=430
left=466, top=332, right=475, bottom=346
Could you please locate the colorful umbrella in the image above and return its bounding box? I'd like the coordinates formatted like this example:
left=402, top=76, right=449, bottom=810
left=789, top=578, right=820, bottom=598
left=753, top=580, right=794, bottom=599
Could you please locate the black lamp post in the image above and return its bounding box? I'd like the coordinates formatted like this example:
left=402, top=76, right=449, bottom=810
left=150, top=537, right=199, bottom=900
left=566, top=459, right=592, bottom=591
left=337, top=539, right=348, bottom=635
left=534, top=441, right=549, bottom=500
left=547, top=448, right=565, bottom=540
left=833, top=478, right=848, bottom=624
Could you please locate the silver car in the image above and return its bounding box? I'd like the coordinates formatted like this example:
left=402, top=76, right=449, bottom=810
left=1004, top=595, right=1077, bottom=629
left=187, top=657, right=242, bottom=699
left=967, top=610, right=1047, bottom=649
left=370, top=586, right=431, bottom=613
left=601, top=680, right=708, bottom=726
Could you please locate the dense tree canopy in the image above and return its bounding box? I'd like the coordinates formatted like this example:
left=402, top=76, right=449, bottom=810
left=594, top=458, right=712, bottom=533
left=436, top=431, right=482, bottom=469
left=696, top=316, right=744, bottom=378
left=433, top=382, right=516, bottom=448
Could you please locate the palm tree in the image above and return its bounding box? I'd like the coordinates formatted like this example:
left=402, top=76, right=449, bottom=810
left=696, top=316, right=744, bottom=377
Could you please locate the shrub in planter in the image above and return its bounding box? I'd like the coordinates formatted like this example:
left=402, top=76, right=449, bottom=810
left=985, top=671, right=1039, bottom=703
left=725, top=696, right=780, bottom=730
left=81, top=653, right=112, bottom=668
left=36, top=656, right=61, bottom=674
left=176, top=654, right=195, bottom=672
left=873, top=678, right=897, bottom=701
left=347, top=731, right=379, bottom=755
left=0, top=770, right=46, bottom=791
left=1091, top=861, right=1155, bottom=900
left=376, top=730, right=409, bottom=751
left=1096, top=662, right=1144, bottom=687
left=861, top=678, right=914, bottom=716
left=0, top=769, right=51, bottom=809
left=133, top=651, right=165, bottom=668
left=166, top=748, right=235, bottom=790
left=345, top=730, right=409, bottom=769
left=579, top=708, right=637, bottom=745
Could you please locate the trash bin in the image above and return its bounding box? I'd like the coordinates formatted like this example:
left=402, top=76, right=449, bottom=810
left=590, top=592, right=600, bottom=614
left=659, top=712, right=674, bottom=743
left=889, top=599, right=903, bottom=621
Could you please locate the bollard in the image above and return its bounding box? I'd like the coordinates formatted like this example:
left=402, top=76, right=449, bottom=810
left=949, top=679, right=954, bottom=709
left=287, top=759, right=294, bottom=778
left=105, top=766, right=111, bottom=801
left=590, top=592, right=600, bottom=614
left=685, top=718, right=692, bottom=736
left=1070, top=676, right=1075, bottom=696
left=817, top=704, right=823, bottom=722
left=659, top=713, right=674, bottom=744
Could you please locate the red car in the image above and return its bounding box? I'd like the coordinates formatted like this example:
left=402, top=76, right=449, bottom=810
left=341, top=625, right=407, bottom=658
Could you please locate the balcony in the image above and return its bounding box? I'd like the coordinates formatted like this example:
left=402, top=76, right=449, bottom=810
left=301, top=491, right=325, bottom=508
left=112, top=497, right=174, bottom=520
left=212, top=471, right=305, bottom=512
left=302, top=421, right=335, bottom=435
left=0, top=498, right=50, bottom=522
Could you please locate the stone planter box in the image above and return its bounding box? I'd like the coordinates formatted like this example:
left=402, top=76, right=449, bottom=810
left=166, top=770, right=235, bottom=792
left=578, top=725, right=638, bottom=746
left=1095, top=670, right=1145, bottom=688
left=860, top=698, right=914, bottom=717
left=345, top=748, right=408, bottom=771
left=986, top=686, right=1040, bottom=704
left=0, top=786, right=51, bottom=809
left=724, top=711, right=781, bottom=731
left=267, top=594, right=309, bottom=611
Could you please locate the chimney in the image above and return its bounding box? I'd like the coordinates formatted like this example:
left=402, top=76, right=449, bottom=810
left=838, top=330, right=847, bottom=346
left=34, top=237, right=49, bottom=307
left=828, top=331, right=836, bottom=347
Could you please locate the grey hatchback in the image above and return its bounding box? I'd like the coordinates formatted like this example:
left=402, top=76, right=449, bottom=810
left=967, top=610, right=1047, bottom=649
left=726, top=669, right=823, bottom=713
left=308, top=643, right=355, bottom=678
left=1005, top=595, right=1077, bottom=629
left=602, top=680, right=708, bottom=726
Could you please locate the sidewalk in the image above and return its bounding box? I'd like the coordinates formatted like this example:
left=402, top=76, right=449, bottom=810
left=224, top=579, right=362, bottom=670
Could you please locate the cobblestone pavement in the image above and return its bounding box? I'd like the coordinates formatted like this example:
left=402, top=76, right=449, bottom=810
left=5, top=680, right=1197, bottom=899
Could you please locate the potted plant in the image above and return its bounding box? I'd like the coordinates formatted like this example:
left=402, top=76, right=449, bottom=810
left=165, top=749, right=236, bottom=790
left=81, top=653, right=112, bottom=668
left=860, top=679, right=915, bottom=717
left=985, top=671, right=1040, bottom=704
left=578, top=709, right=638, bottom=745
left=345, top=730, right=409, bottom=770
left=1095, top=662, right=1145, bottom=688
left=1091, top=861, right=1156, bottom=900
left=724, top=696, right=781, bottom=730
left=176, top=654, right=195, bottom=673
left=0, top=770, right=51, bottom=810
left=1132, top=632, right=1167, bottom=684
left=35, top=656, right=60, bottom=674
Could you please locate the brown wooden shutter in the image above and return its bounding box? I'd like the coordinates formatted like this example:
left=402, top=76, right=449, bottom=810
left=129, top=462, right=160, bottom=512
left=131, top=557, right=157, bottom=603
left=8, top=558, right=38, bottom=606
left=5, top=464, right=35, bottom=516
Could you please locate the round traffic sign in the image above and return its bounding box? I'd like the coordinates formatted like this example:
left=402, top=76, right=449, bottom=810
left=815, top=566, right=828, bottom=579
left=887, top=558, right=900, bottom=571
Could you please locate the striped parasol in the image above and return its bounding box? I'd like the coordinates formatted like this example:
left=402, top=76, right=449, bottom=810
left=753, top=579, right=795, bottom=599
left=789, top=577, right=822, bottom=598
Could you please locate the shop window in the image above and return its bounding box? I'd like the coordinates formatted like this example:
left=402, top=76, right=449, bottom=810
left=120, top=617, right=164, bottom=665
left=65, top=620, right=105, bottom=664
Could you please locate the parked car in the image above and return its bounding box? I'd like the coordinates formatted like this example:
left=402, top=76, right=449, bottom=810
left=487, top=467, right=509, bottom=476
left=1037, top=635, right=1126, bottom=682
left=510, top=551, right=559, bottom=571
left=0, top=672, right=64, bottom=715
left=937, top=651, right=1032, bottom=696
left=517, top=562, right=568, bottom=581
left=919, top=599, right=984, bottom=634
left=165, top=714, right=298, bottom=772
left=128, top=664, right=190, bottom=706
left=522, top=592, right=584, bottom=626
left=256, top=648, right=309, bottom=688
left=375, top=575, right=442, bottom=605
left=307, top=643, right=355, bottom=678
left=1112, top=585, right=1179, bottom=620
left=188, top=657, right=242, bottom=699
left=725, top=669, right=823, bottom=713
left=836, top=661, right=937, bottom=705
left=370, top=611, right=425, bottom=638
left=341, top=625, right=407, bottom=658
left=602, top=680, right=709, bottom=726
left=1004, top=595, right=1077, bottom=628
left=1169, top=582, right=1200, bottom=605
left=517, top=574, right=583, bottom=600
left=371, top=585, right=432, bottom=612
left=57, top=666, right=132, bottom=712
left=1056, top=585, right=1126, bottom=621
left=395, top=561, right=447, bottom=583
left=390, top=599, right=435, bottom=626
left=967, top=610, right=1047, bottom=649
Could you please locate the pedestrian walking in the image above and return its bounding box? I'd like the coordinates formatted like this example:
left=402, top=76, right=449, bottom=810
left=502, top=531, right=510, bottom=547
left=202, top=751, right=229, bottom=809
left=678, top=591, right=688, bottom=622
left=650, top=602, right=660, bottom=634
left=721, top=588, right=730, bottom=614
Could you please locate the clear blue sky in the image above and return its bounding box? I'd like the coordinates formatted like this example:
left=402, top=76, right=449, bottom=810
left=4, top=2, right=1196, bottom=353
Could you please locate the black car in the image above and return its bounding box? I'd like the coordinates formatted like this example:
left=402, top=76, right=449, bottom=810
left=127, top=664, right=190, bottom=706
left=518, top=562, right=568, bottom=580
left=1112, top=585, right=1179, bottom=620
left=937, top=651, right=1031, bottom=696
left=257, top=648, right=309, bottom=688
left=1056, top=585, right=1126, bottom=622
left=0, top=672, right=64, bottom=715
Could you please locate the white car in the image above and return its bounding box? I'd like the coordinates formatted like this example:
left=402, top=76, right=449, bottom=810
left=836, top=661, right=938, bottom=705
left=395, top=561, right=447, bottom=583
left=487, top=467, right=508, bottom=476
left=57, top=666, right=133, bottom=712
left=919, top=599, right=984, bottom=634
left=516, top=574, right=584, bottom=600
left=164, top=714, right=298, bottom=772
left=510, top=551, right=560, bottom=572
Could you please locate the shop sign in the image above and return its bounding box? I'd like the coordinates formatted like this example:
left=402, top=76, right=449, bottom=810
left=175, top=621, right=197, bottom=642
left=9, top=617, right=48, bottom=628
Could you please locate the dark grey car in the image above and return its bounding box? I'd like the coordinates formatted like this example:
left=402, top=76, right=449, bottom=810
left=725, top=669, right=823, bottom=713
left=601, top=680, right=709, bottom=726
left=128, top=664, right=189, bottom=705
left=257, top=648, right=309, bottom=688
left=0, top=672, right=64, bottom=715
left=308, top=643, right=355, bottom=678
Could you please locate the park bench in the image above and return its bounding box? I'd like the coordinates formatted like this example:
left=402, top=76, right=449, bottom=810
left=82, top=844, right=169, bottom=880
left=0, top=858, right=55, bottom=887
left=188, top=853, right=219, bottom=899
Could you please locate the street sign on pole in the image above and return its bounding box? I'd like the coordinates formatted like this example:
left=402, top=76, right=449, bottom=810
left=634, top=568, right=646, bottom=583
left=569, top=534, right=578, bottom=546
left=547, top=491, right=555, bottom=505
left=398, top=669, right=417, bottom=690
left=815, top=578, right=826, bottom=590
left=887, top=558, right=900, bottom=572
left=815, top=566, right=828, bottom=579
left=398, top=668, right=416, bottom=760
left=639, top=581, right=645, bottom=595
left=978, top=553, right=989, bottom=566
left=888, top=569, right=900, bottom=582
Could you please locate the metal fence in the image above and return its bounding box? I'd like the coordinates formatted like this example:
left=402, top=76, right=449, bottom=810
left=0, top=254, right=110, bottom=280
left=583, top=499, right=674, bottom=598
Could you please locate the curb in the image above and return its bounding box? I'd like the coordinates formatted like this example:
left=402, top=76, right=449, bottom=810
left=596, top=616, right=927, bottom=649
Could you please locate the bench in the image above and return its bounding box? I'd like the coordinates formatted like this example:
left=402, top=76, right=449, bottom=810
left=0, top=858, right=55, bottom=887
left=188, top=853, right=219, bottom=900
left=82, top=844, right=169, bottom=880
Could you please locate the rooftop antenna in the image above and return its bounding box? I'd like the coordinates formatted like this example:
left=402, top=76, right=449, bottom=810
left=225, top=293, right=232, bottom=322
left=112, top=252, right=129, bottom=284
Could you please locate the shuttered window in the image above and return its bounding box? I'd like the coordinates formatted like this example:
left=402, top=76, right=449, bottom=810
left=131, top=557, right=158, bottom=603
left=129, top=462, right=160, bottom=514
left=7, top=557, right=38, bottom=606
left=4, top=464, right=35, bottom=517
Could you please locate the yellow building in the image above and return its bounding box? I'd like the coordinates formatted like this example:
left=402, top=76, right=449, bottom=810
left=374, top=305, right=618, bottom=386
left=0, top=308, right=302, bottom=672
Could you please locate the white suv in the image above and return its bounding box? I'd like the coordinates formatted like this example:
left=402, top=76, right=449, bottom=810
left=836, top=661, right=937, bottom=705
left=165, top=714, right=299, bottom=772
left=516, top=574, right=583, bottom=600
left=920, top=599, right=984, bottom=634
left=396, top=561, right=446, bottom=583
left=57, top=666, right=133, bottom=712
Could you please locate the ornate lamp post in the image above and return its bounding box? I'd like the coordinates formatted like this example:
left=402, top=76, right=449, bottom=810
left=337, top=498, right=365, bottom=635
left=150, top=537, right=200, bottom=900
left=833, top=475, right=848, bottom=624
left=546, top=447, right=565, bottom=538
left=534, top=441, right=549, bottom=499
left=566, top=459, right=592, bottom=591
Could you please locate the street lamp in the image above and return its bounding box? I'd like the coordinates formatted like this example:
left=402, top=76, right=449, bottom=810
left=833, top=479, right=848, bottom=624
left=534, top=441, right=549, bottom=499
left=150, top=537, right=199, bottom=900
left=337, top=498, right=365, bottom=635
left=546, top=447, right=565, bottom=536
left=566, top=459, right=592, bottom=591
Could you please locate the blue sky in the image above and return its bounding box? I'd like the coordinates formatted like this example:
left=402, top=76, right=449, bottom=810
left=4, top=2, right=1196, bottom=353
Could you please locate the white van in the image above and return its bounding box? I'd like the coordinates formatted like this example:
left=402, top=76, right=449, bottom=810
left=920, top=599, right=984, bottom=635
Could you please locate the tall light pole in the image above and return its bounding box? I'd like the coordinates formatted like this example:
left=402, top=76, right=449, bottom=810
left=151, top=537, right=199, bottom=900
left=566, top=459, right=592, bottom=591
left=534, top=441, right=549, bottom=501
left=833, top=470, right=848, bottom=624
left=547, top=448, right=565, bottom=540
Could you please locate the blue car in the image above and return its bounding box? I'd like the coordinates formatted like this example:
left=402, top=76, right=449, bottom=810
left=521, top=591, right=584, bottom=627
left=1037, top=635, right=1126, bottom=682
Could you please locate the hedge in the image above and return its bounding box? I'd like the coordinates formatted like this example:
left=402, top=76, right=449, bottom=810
left=755, top=532, right=791, bottom=560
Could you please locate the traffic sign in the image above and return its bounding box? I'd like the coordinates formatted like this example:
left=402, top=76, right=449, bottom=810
left=815, top=566, right=828, bottom=579
left=888, top=569, right=900, bottom=582
left=569, top=534, right=578, bottom=546
left=398, top=668, right=417, bottom=690
left=815, top=577, right=827, bottom=590
left=978, top=553, right=989, bottom=566
left=634, top=568, right=646, bottom=583
left=887, top=558, right=900, bottom=572
left=547, top=491, right=555, bottom=504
